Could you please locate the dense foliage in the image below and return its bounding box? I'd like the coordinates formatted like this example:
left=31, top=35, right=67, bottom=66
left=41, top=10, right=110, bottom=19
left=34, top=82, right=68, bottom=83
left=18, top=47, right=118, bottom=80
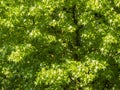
left=0, top=0, right=120, bottom=89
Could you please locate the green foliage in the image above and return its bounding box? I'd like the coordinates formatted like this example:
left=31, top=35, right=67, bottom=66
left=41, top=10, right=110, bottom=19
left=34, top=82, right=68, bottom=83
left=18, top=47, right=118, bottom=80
left=0, top=0, right=120, bottom=89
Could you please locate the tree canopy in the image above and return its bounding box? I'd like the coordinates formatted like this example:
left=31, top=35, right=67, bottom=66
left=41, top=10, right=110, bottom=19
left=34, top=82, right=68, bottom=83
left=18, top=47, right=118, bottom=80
left=0, top=0, right=120, bottom=89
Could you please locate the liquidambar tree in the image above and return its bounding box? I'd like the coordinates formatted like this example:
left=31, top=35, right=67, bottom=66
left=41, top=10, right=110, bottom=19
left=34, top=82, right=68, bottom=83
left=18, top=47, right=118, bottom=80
left=0, top=0, right=120, bottom=89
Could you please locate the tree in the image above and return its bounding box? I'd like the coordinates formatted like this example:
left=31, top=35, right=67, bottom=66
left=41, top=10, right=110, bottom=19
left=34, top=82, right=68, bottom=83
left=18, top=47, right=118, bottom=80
left=0, top=0, right=120, bottom=89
